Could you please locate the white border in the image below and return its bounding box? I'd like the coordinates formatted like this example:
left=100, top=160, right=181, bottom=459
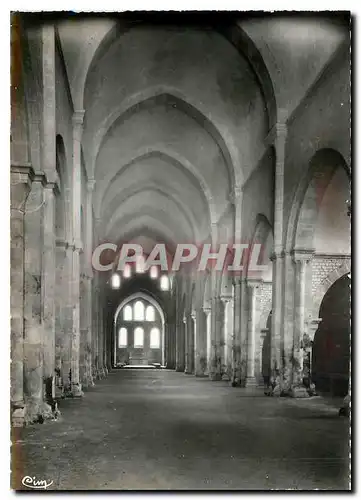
left=2, top=2, right=358, bottom=11
left=1, top=5, right=356, bottom=499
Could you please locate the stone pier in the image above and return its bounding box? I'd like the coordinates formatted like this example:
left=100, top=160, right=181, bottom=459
left=11, top=165, right=34, bottom=426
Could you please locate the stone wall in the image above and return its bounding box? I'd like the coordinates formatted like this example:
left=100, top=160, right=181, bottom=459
left=283, top=42, right=350, bottom=231
left=311, top=255, right=351, bottom=315
left=312, top=255, right=350, bottom=295
left=241, top=148, right=275, bottom=243
left=55, top=36, right=73, bottom=161
left=258, top=281, right=272, bottom=315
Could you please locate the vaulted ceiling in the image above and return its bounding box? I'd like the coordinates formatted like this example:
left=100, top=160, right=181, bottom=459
left=57, top=13, right=349, bottom=248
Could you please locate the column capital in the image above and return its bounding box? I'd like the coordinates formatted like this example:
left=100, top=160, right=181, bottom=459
left=65, top=239, right=75, bottom=252
left=219, top=294, right=232, bottom=304
left=73, top=109, right=85, bottom=127
left=40, top=169, right=60, bottom=194
left=211, top=220, right=218, bottom=231
left=87, top=178, right=96, bottom=193
left=33, top=171, right=47, bottom=186
left=265, top=112, right=288, bottom=146
left=191, top=311, right=197, bottom=321
left=246, top=278, right=262, bottom=289
left=11, top=164, right=35, bottom=210
left=44, top=179, right=60, bottom=196
left=202, top=305, right=211, bottom=315
left=11, top=163, right=34, bottom=184
left=73, top=240, right=84, bottom=253
left=73, top=110, right=85, bottom=142
left=55, top=237, right=67, bottom=248
left=228, top=185, right=243, bottom=205
left=260, top=328, right=270, bottom=338
left=270, top=250, right=285, bottom=262
left=306, top=318, right=322, bottom=342
left=232, top=276, right=247, bottom=286
left=291, top=248, right=315, bottom=264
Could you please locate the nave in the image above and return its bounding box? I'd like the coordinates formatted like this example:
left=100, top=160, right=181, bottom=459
left=13, top=368, right=349, bottom=490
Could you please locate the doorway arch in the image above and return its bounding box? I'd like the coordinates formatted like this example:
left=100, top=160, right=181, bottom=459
left=312, top=273, right=350, bottom=397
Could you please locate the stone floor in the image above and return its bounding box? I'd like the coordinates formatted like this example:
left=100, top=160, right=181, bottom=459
left=12, top=369, right=350, bottom=491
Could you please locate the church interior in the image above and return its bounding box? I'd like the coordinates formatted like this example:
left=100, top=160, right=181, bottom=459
left=11, top=12, right=351, bottom=490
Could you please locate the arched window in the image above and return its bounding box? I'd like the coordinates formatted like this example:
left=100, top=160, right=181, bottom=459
left=136, top=255, right=145, bottom=273
left=160, top=275, right=169, bottom=291
left=134, top=327, right=144, bottom=348
left=150, top=266, right=158, bottom=279
left=150, top=327, right=160, bottom=349
left=111, top=274, right=121, bottom=289
left=146, top=305, right=155, bottom=321
left=118, top=327, right=127, bottom=348
left=123, top=264, right=131, bottom=278
left=123, top=305, right=132, bottom=321
left=134, top=301, right=145, bottom=320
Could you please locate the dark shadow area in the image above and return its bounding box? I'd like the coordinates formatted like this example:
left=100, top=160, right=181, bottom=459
left=312, top=274, right=350, bottom=398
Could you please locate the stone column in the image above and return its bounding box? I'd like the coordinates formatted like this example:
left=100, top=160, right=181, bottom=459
left=203, top=306, right=211, bottom=376
left=188, top=312, right=197, bottom=374
left=220, top=296, right=231, bottom=380
left=55, top=238, right=66, bottom=390
left=61, top=242, right=74, bottom=391
left=84, top=179, right=95, bottom=385
left=79, top=268, right=87, bottom=385
left=245, top=280, right=260, bottom=387
left=305, top=318, right=321, bottom=394
left=175, top=318, right=185, bottom=372
left=60, top=163, right=74, bottom=392
left=11, top=165, right=34, bottom=426
left=70, top=110, right=84, bottom=396
left=270, top=252, right=285, bottom=394
left=183, top=317, right=190, bottom=373
left=97, top=292, right=105, bottom=378
left=260, top=328, right=270, bottom=387
left=24, top=172, right=46, bottom=422
left=40, top=182, right=56, bottom=395
left=163, top=322, right=168, bottom=367
left=40, top=23, right=58, bottom=407
left=229, top=186, right=243, bottom=386
left=209, top=296, right=223, bottom=381
left=103, top=308, right=109, bottom=375
left=231, top=280, right=242, bottom=385
left=227, top=297, right=234, bottom=377
left=71, top=244, right=83, bottom=393
left=41, top=178, right=58, bottom=407
left=194, top=308, right=207, bottom=376
left=233, top=279, right=248, bottom=386
left=267, top=117, right=287, bottom=394
left=166, top=321, right=176, bottom=369
left=185, top=314, right=194, bottom=374
left=291, top=250, right=314, bottom=397
left=92, top=284, right=100, bottom=378
left=171, top=321, right=177, bottom=369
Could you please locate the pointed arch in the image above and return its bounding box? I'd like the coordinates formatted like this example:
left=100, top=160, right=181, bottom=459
left=80, top=18, right=276, bottom=149
left=285, top=148, right=350, bottom=252
left=114, top=292, right=165, bottom=327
